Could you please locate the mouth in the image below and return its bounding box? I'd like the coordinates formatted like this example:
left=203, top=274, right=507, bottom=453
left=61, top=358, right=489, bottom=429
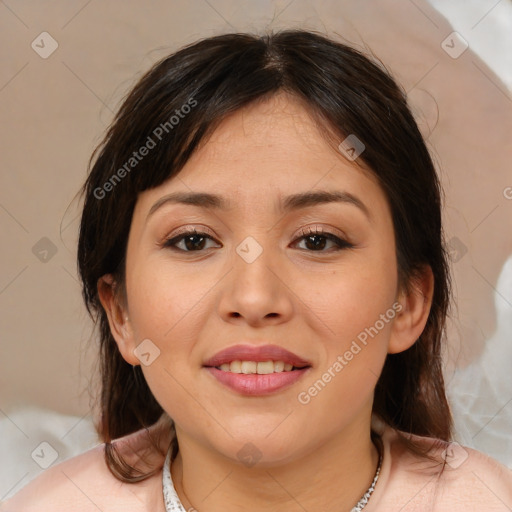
left=202, top=344, right=312, bottom=395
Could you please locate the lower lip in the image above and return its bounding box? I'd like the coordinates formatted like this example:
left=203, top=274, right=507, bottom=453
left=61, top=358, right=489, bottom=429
left=204, top=367, right=310, bottom=395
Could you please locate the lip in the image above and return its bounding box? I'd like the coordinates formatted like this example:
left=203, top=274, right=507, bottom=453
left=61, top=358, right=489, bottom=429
left=205, top=366, right=311, bottom=395
left=202, top=344, right=311, bottom=368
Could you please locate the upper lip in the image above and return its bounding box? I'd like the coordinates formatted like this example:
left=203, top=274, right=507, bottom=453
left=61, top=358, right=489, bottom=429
left=203, top=344, right=312, bottom=368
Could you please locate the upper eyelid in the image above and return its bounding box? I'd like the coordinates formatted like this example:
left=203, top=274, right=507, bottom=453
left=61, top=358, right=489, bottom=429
left=167, top=225, right=218, bottom=239
left=295, top=225, right=351, bottom=244
left=297, top=225, right=345, bottom=237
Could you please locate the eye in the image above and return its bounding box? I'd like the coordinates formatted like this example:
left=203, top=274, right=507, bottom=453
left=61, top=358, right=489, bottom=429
left=163, top=229, right=221, bottom=252
left=162, top=226, right=353, bottom=253
left=293, top=226, right=354, bottom=252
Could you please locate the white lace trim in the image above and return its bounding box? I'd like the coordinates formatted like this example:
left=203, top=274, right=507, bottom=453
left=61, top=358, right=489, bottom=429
left=162, top=448, right=187, bottom=512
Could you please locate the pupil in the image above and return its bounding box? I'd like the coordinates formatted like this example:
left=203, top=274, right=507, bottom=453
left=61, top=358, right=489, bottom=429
left=185, top=234, right=205, bottom=250
left=306, top=235, right=326, bottom=250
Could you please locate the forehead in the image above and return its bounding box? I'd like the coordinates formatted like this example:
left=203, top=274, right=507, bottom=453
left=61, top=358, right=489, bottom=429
left=174, top=93, right=377, bottom=193
left=133, top=93, right=388, bottom=221
left=206, top=93, right=326, bottom=148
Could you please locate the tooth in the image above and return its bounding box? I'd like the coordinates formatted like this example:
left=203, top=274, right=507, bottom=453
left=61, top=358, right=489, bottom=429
left=273, top=361, right=285, bottom=372
left=241, top=361, right=257, bottom=374
left=230, top=360, right=242, bottom=373
left=257, top=361, right=275, bottom=374
left=218, top=360, right=297, bottom=373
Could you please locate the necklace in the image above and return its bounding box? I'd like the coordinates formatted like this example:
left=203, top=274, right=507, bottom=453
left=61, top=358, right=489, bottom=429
left=350, top=448, right=383, bottom=512
left=162, top=444, right=383, bottom=512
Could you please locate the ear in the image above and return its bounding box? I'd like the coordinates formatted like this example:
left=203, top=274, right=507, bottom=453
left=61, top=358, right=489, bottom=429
left=388, top=265, right=434, bottom=354
left=97, top=274, right=140, bottom=366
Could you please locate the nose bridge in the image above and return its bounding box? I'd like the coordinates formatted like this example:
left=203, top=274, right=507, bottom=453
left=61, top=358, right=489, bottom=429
left=232, top=233, right=278, bottom=296
left=218, top=232, right=294, bottom=324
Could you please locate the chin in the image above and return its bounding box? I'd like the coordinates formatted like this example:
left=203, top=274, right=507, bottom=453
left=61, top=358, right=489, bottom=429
left=210, top=432, right=307, bottom=469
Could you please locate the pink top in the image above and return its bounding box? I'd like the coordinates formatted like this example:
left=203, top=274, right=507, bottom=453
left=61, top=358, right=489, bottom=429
left=2, top=422, right=512, bottom=511
left=365, top=425, right=512, bottom=511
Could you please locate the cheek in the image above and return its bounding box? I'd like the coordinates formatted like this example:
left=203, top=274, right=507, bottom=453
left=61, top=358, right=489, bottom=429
left=124, top=259, right=218, bottom=417
left=296, top=249, right=398, bottom=343
left=126, top=259, right=212, bottom=341
left=296, top=279, right=396, bottom=425
left=294, top=244, right=397, bottom=400
left=129, top=264, right=209, bottom=423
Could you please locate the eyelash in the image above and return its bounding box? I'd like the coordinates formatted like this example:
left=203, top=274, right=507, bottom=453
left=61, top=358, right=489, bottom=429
left=162, top=226, right=354, bottom=253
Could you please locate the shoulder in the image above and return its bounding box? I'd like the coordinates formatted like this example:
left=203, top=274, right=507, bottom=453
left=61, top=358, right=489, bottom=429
left=435, top=442, right=512, bottom=510
left=383, top=427, right=512, bottom=511
left=1, top=424, right=170, bottom=512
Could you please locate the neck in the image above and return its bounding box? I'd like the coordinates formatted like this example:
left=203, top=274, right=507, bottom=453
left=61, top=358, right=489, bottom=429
left=170, top=415, right=380, bottom=512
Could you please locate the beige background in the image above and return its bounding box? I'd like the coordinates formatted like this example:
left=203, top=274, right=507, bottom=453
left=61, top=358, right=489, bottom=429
left=1, top=0, right=511, bottom=494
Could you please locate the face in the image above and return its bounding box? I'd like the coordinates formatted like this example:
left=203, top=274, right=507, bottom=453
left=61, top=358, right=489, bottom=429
left=112, top=93, right=405, bottom=465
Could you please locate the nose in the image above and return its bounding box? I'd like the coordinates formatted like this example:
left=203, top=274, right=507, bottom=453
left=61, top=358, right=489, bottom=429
left=217, top=240, right=294, bottom=327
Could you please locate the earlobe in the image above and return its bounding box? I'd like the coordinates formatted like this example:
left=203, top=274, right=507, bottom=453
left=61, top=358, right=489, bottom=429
left=388, top=266, right=434, bottom=354
left=97, top=274, right=140, bottom=366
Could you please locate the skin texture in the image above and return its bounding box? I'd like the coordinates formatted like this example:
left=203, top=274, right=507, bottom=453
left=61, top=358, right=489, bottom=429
left=96, top=92, right=433, bottom=512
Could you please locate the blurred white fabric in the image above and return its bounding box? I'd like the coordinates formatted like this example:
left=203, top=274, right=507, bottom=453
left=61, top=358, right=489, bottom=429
left=427, top=0, right=512, bottom=468
left=0, top=406, right=97, bottom=500
left=429, top=0, right=512, bottom=89
left=448, top=255, right=512, bottom=465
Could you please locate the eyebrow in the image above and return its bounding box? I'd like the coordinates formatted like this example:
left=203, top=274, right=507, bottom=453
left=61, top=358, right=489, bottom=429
left=147, top=190, right=370, bottom=220
left=281, top=190, right=370, bottom=218
left=148, top=192, right=229, bottom=219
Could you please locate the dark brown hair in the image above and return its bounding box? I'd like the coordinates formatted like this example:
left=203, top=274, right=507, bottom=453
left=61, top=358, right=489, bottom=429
left=78, top=29, right=453, bottom=482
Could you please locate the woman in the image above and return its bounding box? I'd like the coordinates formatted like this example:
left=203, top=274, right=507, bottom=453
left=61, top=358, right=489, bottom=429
left=4, top=30, right=511, bottom=511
